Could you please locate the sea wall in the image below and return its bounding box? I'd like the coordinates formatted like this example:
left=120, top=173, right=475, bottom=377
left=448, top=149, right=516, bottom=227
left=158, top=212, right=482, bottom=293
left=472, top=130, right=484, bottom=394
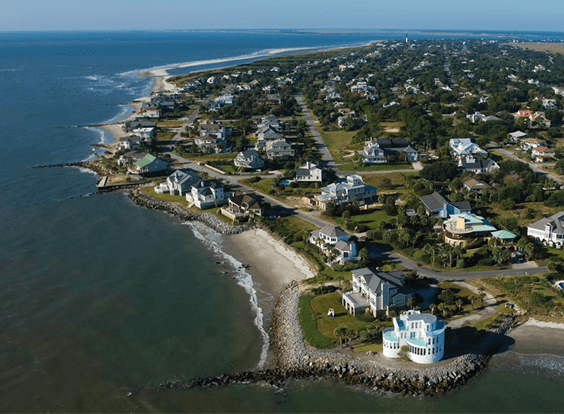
left=157, top=281, right=514, bottom=396
left=129, top=189, right=249, bottom=235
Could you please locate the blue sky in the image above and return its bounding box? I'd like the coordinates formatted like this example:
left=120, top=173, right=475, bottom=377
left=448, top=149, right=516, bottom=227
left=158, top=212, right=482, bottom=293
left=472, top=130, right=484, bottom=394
left=1, top=0, right=562, bottom=32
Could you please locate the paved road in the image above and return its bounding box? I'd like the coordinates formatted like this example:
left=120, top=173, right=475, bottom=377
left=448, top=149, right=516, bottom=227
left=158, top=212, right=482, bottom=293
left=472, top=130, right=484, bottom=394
left=495, top=147, right=563, bottom=186
left=295, top=94, right=340, bottom=174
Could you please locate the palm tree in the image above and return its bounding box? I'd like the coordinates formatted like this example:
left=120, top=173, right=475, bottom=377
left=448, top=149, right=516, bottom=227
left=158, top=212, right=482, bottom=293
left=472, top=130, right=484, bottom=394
left=456, top=299, right=463, bottom=313
left=334, top=326, right=347, bottom=348
left=429, top=303, right=437, bottom=314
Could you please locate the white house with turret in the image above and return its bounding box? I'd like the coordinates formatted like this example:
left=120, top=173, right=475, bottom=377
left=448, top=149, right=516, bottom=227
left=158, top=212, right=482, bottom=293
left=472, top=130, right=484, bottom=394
left=382, top=310, right=446, bottom=364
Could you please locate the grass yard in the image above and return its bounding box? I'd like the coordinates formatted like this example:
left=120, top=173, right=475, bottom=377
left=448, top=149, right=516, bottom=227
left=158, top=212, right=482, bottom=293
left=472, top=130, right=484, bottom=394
left=155, top=131, right=176, bottom=142
left=310, top=292, right=382, bottom=339
left=298, top=295, right=337, bottom=348
left=484, top=201, right=559, bottom=227
left=333, top=208, right=389, bottom=231
left=438, top=282, right=479, bottom=319
left=240, top=177, right=276, bottom=194
left=157, top=120, right=185, bottom=128
left=317, top=129, right=360, bottom=164
left=360, top=172, right=418, bottom=189
left=353, top=340, right=383, bottom=353
left=339, top=162, right=413, bottom=172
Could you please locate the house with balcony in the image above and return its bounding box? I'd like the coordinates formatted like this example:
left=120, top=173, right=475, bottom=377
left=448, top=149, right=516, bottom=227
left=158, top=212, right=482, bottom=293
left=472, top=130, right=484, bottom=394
left=186, top=179, right=233, bottom=209
left=234, top=149, right=265, bottom=170
left=382, top=310, right=446, bottom=364
left=295, top=162, right=324, bottom=183
left=342, top=268, right=408, bottom=317
left=265, top=139, right=294, bottom=160
left=309, top=225, right=357, bottom=264
left=442, top=213, right=497, bottom=247
left=314, top=175, right=377, bottom=210
left=221, top=193, right=264, bottom=220
left=449, top=138, right=487, bottom=160
left=527, top=212, right=564, bottom=248
left=361, top=138, right=419, bottom=164
left=155, top=169, right=201, bottom=196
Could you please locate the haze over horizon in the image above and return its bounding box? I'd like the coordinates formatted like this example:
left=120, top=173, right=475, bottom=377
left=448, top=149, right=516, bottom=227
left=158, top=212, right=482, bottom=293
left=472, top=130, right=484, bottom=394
left=1, top=0, right=562, bottom=33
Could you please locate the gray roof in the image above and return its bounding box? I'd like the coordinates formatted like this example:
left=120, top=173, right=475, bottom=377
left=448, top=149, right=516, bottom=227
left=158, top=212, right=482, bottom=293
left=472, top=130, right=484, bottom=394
left=420, top=191, right=448, bottom=212
left=452, top=201, right=472, bottom=211
left=319, top=225, right=348, bottom=238
left=352, top=268, right=404, bottom=293
left=335, top=240, right=353, bottom=252
left=405, top=312, right=437, bottom=323
left=528, top=211, right=564, bottom=234
left=460, top=157, right=497, bottom=170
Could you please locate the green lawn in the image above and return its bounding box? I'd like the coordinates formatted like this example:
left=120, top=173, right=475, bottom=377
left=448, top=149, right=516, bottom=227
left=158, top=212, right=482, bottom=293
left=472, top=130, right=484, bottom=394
left=157, top=120, right=184, bottom=128
left=353, top=340, right=383, bottom=353
left=334, top=208, right=389, bottom=231
left=240, top=177, right=276, bottom=195
left=155, top=131, right=176, bottom=142
left=360, top=172, right=418, bottom=189
left=339, top=163, right=413, bottom=172
left=311, top=292, right=379, bottom=338
left=317, top=129, right=360, bottom=164
left=298, top=295, right=337, bottom=348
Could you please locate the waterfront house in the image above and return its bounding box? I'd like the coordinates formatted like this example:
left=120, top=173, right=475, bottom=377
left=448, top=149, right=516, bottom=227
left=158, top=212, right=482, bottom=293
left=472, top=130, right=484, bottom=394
left=419, top=191, right=471, bottom=218
left=382, top=310, right=446, bottom=364
left=129, top=154, right=169, bottom=176
left=221, top=193, right=264, bottom=220
left=186, top=179, right=232, bottom=209
left=309, top=225, right=357, bottom=264
left=234, top=149, right=265, bottom=170
left=315, top=175, right=377, bottom=210
left=527, top=211, right=564, bottom=248
left=157, top=169, right=200, bottom=196
left=295, top=162, right=324, bottom=183
left=118, top=136, right=142, bottom=151
left=342, top=268, right=408, bottom=317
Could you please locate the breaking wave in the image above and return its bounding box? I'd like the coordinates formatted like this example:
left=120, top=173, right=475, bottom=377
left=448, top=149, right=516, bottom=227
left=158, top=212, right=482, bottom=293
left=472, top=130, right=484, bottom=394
left=184, top=221, right=270, bottom=369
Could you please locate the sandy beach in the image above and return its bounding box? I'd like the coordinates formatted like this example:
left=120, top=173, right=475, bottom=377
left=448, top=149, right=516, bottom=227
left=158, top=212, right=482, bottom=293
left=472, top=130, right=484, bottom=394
left=507, top=319, right=564, bottom=355
left=224, top=228, right=316, bottom=297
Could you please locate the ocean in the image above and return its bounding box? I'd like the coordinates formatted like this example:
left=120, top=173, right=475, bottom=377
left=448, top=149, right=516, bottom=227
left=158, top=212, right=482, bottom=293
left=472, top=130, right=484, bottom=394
left=1, top=30, right=563, bottom=412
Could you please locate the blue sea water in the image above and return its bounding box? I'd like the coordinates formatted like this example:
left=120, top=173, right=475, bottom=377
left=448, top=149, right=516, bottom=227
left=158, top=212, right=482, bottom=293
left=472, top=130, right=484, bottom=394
left=1, top=30, right=564, bottom=412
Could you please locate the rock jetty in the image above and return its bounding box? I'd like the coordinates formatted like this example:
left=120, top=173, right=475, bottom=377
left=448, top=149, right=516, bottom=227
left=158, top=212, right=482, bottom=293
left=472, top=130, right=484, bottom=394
left=129, top=189, right=249, bottom=235
left=156, top=281, right=514, bottom=396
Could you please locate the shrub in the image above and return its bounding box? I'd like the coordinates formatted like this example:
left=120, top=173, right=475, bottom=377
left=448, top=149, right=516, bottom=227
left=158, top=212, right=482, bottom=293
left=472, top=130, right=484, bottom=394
left=456, top=258, right=466, bottom=269
left=413, top=250, right=430, bottom=263
left=355, top=313, right=375, bottom=323
left=478, top=258, right=494, bottom=266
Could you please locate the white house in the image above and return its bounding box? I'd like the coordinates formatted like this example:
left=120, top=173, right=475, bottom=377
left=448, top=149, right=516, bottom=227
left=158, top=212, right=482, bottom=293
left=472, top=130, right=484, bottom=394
left=382, top=310, right=446, bottom=364
left=234, top=149, right=265, bottom=170
left=342, top=268, right=408, bottom=317
left=155, top=169, right=200, bottom=196
left=309, top=225, right=357, bottom=263
left=531, top=146, right=555, bottom=162
left=527, top=212, right=564, bottom=248
left=315, top=175, right=377, bottom=210
left=449, top=138, right=487, bottom=160
left=361, top=141, right=386, bottom=164
left=186, top=179, right=232, bottom=209
left=458, top=157, right=499, bottom=174
left=265, top=139, right=294, bottom=159
left=295, top=162, right=323, bottom=183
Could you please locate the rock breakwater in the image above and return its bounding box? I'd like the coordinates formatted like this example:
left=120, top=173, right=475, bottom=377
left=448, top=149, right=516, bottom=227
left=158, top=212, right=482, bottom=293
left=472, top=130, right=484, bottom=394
left=129, top=189, right=249, bottom=235
left=157, top=281, right=515, bottom=396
